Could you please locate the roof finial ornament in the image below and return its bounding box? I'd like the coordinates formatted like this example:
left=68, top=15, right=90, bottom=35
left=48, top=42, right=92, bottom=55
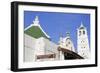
left=33, top=16, right=39, bottom=25
left=35, top=16, right=39, bottom=21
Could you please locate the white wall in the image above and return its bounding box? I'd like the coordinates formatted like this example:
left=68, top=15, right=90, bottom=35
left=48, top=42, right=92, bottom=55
left=24, top=34, right=36, bottom=62
left=0, top=0, right=99, bottom=73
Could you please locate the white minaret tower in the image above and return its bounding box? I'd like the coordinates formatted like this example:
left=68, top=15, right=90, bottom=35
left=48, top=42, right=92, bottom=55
left=77, top=22, right=90, bottom=59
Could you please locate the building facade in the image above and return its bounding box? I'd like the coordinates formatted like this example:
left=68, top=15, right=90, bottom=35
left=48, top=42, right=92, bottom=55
left=58, top=32, right=76, bottom=60
left=24, top=16, right=90, bottom=62
left=24, top=16, right=58, bottom=62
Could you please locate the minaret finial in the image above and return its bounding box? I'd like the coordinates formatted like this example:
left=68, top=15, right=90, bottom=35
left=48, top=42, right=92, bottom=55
left=79, top=22, right=85, bottom=29
left=35, top=16, right=39, bottom=21
left=80, top=22, right=83, bottom=27
left=80, top=22, right=84, bottom=27
left=33, top=16, right=39, bottom=25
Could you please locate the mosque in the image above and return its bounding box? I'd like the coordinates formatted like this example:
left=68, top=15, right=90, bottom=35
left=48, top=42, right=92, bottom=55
left=24, top=16, right=90, bottom=62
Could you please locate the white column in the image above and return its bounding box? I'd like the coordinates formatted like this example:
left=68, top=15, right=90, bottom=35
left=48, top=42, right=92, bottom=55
left=59, top=51, right=64, bottom=60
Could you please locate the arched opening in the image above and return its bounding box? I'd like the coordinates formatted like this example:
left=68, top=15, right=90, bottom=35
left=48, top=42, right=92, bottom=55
left=79, top=30, right=81, bottom=36
left=83, top=30, right=85, bottom=34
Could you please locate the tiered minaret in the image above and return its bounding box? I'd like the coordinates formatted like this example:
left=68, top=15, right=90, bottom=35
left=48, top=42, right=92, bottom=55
left=77, top=23, right=90, bottom=59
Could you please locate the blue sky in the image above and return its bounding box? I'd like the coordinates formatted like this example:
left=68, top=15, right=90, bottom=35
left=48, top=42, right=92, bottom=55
left=24, top=11, right=90, bottom=50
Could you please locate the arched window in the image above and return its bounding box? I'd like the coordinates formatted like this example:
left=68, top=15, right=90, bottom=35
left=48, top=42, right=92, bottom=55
left=79, top=30, right=81, bottom=36
left=68, top=41, right=70, bottom=44
left=66, top=44, right=68, bottom=47
left=83, top=30, right=85, bottom=34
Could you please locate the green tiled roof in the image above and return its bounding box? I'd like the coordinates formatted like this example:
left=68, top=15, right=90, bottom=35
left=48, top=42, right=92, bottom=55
left=24, top=26, right=48, bottom=39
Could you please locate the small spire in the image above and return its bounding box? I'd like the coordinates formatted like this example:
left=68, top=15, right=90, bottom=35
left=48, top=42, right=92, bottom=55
left=79, top=22, right=85, bottom=29
left=33, top=16, right=39, bottom=25
left=66, top=32, right=70, bottom=39
left=80, top=22, right=84, bottom=27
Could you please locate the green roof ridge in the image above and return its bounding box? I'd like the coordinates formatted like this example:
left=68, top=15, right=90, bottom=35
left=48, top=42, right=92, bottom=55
left=24, top=26, right=48, bottom=39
